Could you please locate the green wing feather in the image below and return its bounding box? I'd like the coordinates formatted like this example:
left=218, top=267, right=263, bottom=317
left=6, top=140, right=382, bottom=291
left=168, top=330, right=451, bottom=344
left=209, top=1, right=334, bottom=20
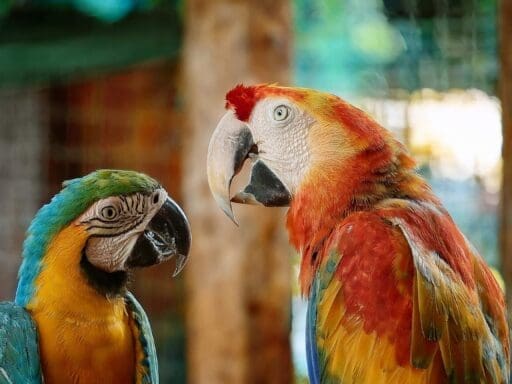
left=125, top=292, right=159, bottom=384
left=0, top=302, right=42, bottom=384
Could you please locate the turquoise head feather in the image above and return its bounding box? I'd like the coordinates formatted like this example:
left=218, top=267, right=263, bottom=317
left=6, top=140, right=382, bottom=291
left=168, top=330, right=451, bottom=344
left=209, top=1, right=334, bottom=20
left=15, top=170, right=160, bottom=307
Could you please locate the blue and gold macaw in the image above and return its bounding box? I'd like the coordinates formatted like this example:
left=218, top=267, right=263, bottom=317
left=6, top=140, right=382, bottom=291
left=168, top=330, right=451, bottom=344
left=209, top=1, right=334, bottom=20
left=0, top=170, right=191, bottom=384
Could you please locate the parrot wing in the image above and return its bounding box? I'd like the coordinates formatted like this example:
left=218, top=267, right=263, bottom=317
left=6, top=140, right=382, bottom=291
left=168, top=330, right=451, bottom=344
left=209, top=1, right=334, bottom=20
left=308, top=203, right=509, bottom=383
left=0, top=302, right=42, bottom=384
left=307, top=211, right=435, bottom=383
left=388, top=211, right=509, bottom=384
left=126, top=292, right=159, bottom=384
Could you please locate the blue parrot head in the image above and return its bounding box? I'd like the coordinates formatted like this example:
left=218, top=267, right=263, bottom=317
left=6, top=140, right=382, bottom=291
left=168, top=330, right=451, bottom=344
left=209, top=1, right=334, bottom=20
left=15, top=169, right=191, bottom=306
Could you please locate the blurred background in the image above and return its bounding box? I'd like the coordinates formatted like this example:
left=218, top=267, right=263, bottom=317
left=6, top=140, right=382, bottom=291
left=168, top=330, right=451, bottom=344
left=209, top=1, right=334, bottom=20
left=0, top=0, right=510, bottom=383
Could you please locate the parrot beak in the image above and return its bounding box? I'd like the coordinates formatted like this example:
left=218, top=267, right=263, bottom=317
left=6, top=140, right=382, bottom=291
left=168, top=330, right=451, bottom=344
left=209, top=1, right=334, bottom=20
left=230, top=160, right=291, bottom=207
left=207, top=111, right=291, bottom=224
left=207, top=111, right=256, bottom=224
left=127, top=198, right=191, bottom=277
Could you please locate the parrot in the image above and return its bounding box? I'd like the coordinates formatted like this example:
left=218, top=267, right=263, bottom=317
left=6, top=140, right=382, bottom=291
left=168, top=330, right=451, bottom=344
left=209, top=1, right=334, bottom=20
left=206, top=84, right=510, bottom=383
left=0, top=169, right=191, bottom=384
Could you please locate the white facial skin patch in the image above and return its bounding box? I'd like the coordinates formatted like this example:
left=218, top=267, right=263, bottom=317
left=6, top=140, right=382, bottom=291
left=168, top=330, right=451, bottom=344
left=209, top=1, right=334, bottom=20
left=247, top=97, right=315, bottom=195
left=77, top=188, right=168, bottom=272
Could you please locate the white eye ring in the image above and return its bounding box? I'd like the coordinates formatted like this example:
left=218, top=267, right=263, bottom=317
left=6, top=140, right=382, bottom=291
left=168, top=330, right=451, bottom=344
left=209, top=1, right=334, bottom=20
left=273, top=105, right=290, bottom=121
left=101, top=205, right=118, bottom=220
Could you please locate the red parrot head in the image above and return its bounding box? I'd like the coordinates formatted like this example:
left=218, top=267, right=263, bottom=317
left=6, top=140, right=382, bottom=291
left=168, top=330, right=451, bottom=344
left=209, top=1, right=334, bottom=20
left=207, top=84, right=419, bottom=229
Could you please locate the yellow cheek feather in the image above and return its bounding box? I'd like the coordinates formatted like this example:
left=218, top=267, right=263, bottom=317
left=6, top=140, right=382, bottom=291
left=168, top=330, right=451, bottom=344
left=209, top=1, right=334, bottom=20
left=27, top=223, right=136, bottom=384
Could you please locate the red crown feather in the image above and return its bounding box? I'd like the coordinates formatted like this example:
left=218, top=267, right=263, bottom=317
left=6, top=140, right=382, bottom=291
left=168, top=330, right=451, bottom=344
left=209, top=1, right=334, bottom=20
left=225, top=84, right=264, bottom=122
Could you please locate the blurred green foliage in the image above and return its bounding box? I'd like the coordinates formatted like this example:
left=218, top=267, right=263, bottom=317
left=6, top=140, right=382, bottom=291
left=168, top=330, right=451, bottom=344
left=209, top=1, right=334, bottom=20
left=0, top=2, right=181, bottom=87
left=294, top=0, right=498, bottom=97
left=2, top=0, right=182, bottom=22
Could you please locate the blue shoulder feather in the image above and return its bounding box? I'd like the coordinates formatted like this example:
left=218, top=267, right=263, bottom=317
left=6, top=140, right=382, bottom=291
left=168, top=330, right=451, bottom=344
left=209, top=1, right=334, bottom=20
left=306, top=278, right=320, bottom=384
left=0, top=302, right=41, bottom=384
left=125, top=292, right=159, bottom=384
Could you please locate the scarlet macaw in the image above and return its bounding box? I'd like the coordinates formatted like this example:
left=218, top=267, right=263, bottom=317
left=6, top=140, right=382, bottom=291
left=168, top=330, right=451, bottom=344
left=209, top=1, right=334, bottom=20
left=207, top=84, right=509, bottom=383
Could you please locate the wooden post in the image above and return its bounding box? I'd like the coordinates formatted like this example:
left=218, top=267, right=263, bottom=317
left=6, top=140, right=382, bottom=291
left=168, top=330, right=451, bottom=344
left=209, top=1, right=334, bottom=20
left=500, top=0, right=512, bottom=309
left=182, top=1, right=294, bottom=383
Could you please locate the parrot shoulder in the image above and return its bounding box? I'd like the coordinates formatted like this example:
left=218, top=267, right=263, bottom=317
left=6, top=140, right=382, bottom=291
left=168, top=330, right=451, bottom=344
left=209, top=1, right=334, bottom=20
left=0, top=302, right=42, bottom=384
left=309, top=210, right=423, bottom=383
left=125, top=292, right=159, bottom=384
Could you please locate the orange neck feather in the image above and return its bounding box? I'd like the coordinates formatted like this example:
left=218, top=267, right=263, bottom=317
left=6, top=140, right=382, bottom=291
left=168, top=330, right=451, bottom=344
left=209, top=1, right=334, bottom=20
left=287, top=132, right=434, bottom=296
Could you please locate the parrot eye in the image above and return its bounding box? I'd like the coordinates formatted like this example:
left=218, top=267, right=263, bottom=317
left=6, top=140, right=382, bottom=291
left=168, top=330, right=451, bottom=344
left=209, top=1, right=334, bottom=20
left=152, top=191, right=160, bottom=205
left=101, top=206, right=118, bottom=220
left=273, top=105, right=290, bottom=121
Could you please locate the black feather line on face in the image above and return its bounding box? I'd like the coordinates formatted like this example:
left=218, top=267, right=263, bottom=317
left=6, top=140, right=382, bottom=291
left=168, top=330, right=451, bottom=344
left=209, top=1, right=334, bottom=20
left=80, top=247, right=128, bottom=297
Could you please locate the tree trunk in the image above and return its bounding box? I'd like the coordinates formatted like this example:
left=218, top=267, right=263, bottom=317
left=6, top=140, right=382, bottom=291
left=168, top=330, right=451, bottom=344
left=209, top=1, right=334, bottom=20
left=182, top=1, right=294, bottom=383
left=500, top=0, right=512, bottom=310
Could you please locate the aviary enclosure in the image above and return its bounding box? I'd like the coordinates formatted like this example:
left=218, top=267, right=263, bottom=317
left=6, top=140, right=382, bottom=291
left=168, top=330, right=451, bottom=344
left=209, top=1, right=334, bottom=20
left=0, top=0, right=509, bottom=383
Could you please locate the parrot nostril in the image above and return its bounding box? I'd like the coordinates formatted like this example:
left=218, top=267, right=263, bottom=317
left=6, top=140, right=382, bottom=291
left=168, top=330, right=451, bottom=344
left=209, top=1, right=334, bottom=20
left=249, top=144, right=259, bottom=154
left=248, top=144, right=259, bottom=158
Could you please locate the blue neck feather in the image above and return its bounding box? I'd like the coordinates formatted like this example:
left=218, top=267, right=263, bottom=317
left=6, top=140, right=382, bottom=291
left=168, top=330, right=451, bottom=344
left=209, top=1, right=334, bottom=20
left=15, top=190, right=74, bottom=307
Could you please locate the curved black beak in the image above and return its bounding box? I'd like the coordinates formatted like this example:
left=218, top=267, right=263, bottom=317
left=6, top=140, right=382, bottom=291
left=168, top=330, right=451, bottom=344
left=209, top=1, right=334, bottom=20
left=126, top=198, right=191, bottom=276
left=231, top=160, right=291, bottom=207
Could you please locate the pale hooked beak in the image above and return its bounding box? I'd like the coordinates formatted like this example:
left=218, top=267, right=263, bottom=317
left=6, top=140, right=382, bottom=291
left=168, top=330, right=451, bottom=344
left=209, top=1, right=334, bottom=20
left=206, top=111, right=255, bottom=224
left=207, top=110, right=291, bottom=224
